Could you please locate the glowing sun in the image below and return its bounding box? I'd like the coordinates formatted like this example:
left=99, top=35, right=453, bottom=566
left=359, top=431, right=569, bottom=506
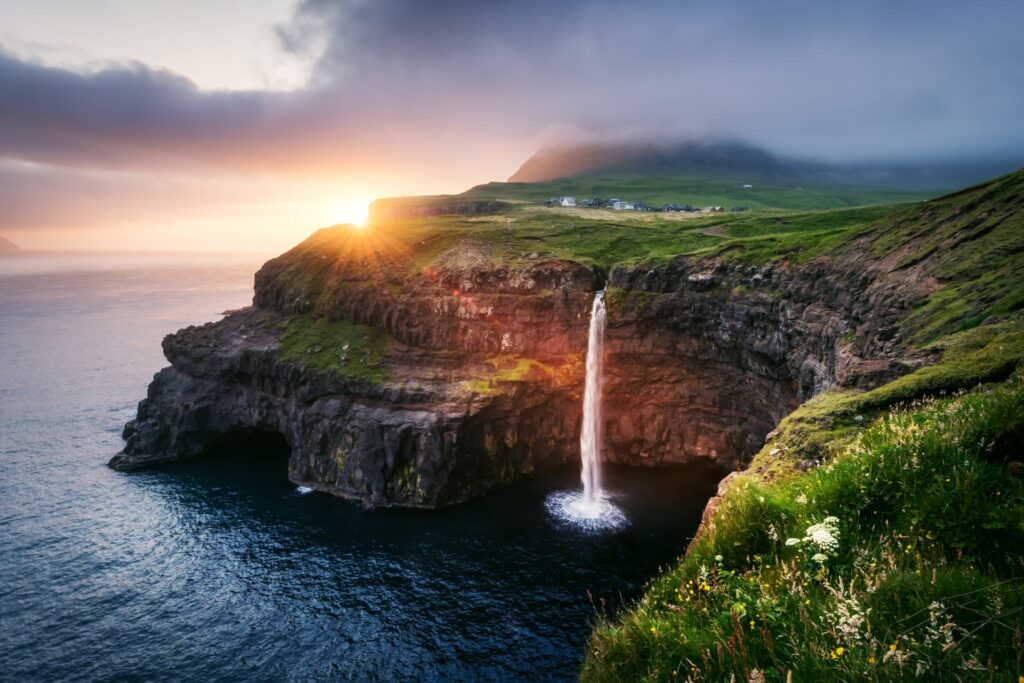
left=334, top=197, right=372, bottom=226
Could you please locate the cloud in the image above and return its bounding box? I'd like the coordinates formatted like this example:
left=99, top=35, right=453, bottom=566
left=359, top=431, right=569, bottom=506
left=1, top=0, right=1023, bottom=246
left=2, top=0, right=1022, bottom=173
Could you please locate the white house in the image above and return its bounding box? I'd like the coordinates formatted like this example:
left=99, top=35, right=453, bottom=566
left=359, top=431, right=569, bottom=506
left=742, top=184, right=753, bottom=189
left=612, top=200, right=634, bottom=210
left=560, top=196, right=576, bottom=207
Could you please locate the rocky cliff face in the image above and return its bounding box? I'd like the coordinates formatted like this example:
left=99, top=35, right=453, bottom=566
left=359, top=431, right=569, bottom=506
left=601, top=247, right=931, bottom=470
left=112, top=216, right=934, bottom=508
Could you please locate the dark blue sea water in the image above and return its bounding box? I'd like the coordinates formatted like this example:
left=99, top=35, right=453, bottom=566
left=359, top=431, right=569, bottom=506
left=0, top=253, right=720, bottom=681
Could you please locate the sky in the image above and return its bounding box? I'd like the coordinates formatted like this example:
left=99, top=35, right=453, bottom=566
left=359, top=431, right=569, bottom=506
left=1, top=0, right=1022, bottom=252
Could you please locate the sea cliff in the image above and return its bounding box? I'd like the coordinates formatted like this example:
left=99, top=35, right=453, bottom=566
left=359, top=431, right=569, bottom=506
left=108, top=170, right=1019, bottom=508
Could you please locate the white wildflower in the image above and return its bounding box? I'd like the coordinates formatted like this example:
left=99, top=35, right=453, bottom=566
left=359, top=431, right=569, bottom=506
left=785, top=538, right=801, bottom=546
left=795, top=493, right=808, bottom=505
left=811, top=553, right=829, bottom=563
left=803, top=516, right=840, bottom=553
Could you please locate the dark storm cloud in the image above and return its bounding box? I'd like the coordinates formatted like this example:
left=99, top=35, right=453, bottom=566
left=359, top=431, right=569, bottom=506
left=1, top=0, right=1023, bottom=176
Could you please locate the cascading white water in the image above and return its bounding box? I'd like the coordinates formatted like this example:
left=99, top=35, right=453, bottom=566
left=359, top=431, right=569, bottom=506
left=579, top=289, right=606, bottom=504
left=544, top=289, right=626, bottom=532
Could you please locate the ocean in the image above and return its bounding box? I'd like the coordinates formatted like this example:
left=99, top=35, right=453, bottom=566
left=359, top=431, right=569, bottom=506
left=0, top=252, right=716, bottom=681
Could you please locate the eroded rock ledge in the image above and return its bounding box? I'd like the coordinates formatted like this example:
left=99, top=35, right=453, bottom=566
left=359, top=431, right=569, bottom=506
left=111, top=222, right=932, bottom=508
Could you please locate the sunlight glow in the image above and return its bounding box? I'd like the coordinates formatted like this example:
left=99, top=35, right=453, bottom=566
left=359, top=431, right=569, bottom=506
left=334, top=198, right=372, bottom=227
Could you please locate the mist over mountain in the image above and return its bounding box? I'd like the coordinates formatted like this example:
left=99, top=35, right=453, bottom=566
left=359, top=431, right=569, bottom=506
left=509, top=140, right=1022, bottom=191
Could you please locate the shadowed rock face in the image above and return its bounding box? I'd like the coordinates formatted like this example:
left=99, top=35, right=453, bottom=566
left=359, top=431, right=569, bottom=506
left=111, top=223, right=931, bottom=508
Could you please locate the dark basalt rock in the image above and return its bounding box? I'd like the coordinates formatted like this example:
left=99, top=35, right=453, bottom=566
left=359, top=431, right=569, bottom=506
left=112, top=225, right=935, bottom=508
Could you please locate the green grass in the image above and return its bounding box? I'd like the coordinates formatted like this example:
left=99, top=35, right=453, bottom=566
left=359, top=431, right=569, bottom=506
left=717, top=205, right=909, bottom=238
left=462, top=173, right=935, bottom=211
left=584, top=373, right=1024, bottom=681
left=278, top=314, right=392, bottom=383
left=353, top=202, right=911, bottom=274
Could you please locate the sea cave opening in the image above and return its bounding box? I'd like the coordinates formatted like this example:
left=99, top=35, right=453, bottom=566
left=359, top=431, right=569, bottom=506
left=199, top=427, right=293, bottom=479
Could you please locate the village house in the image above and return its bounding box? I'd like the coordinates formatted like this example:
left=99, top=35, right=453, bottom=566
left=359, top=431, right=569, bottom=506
left=560, top=197, right=577, bottom=207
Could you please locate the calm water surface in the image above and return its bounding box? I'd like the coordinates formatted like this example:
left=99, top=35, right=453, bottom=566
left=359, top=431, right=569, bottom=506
left=0, top=253, right=720, bottom=681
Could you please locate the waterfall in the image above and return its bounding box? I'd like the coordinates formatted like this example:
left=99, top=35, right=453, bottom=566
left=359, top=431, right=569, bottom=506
left=543, top=288, right=625, bottom=531
left=579, top=289, right=606, bottom=504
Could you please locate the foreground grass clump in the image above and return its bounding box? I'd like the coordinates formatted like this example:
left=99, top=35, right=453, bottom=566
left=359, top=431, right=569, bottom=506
left=583, top=376, right=1024, bottom=681
left=279, top=314, right=391, bottom=383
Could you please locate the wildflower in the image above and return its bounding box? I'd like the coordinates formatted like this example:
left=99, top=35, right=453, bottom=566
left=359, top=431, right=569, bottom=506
left=785, top=538, right=801, bottom=546
left=805, top=599, right=811, bottom=605
left=836, top=647, right=844, bottom=656
left=650, top=626, right=657, bottom=634
left=796, top=493, right=808, bottom=505
left=868, top=657, right=876, bottom=664
left=811, top=553, right=829, bottom=564
left=804, top=517, right=841, bottom=553
left=714, top=554, right=723, bottom=562
left=749, top=620, right=756, bottom=629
